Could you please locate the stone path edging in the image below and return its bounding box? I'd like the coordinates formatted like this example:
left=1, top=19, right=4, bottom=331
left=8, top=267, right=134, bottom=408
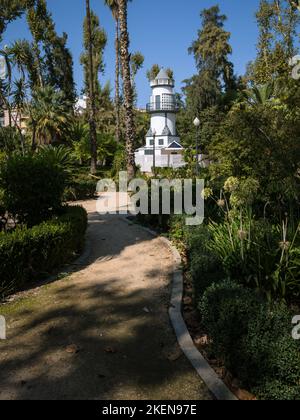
left=124, top=219, right=238, bottom=401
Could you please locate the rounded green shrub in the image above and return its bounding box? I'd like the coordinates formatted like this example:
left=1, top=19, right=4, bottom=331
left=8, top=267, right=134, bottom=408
left=199, top=279, right=300, bottom=400
left=199, top=279, right=263, bottom=367
left=0, top=154, right=66, bottom=226
left=242, top=304, right=300, bottom=399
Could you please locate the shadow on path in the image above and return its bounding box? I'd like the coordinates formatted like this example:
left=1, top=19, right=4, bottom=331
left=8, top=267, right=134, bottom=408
left=0, top=200, right=211, bottom=400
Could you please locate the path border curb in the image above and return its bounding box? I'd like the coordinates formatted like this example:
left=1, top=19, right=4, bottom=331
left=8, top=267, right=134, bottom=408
left=127, top=221, right=237, bottom=401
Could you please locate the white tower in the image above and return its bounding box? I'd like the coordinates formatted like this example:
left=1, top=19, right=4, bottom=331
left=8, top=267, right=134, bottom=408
left=135, top=69, right=184, bottom=173
left=146, top=68, right=181, bottom=148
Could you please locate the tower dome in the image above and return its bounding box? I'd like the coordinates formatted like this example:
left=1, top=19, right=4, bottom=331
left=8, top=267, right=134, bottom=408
left=150, top=68, right=175, bottom=88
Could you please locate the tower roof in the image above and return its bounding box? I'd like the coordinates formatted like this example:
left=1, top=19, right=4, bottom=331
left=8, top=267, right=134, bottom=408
left=155, top=68, right=170, bottom=80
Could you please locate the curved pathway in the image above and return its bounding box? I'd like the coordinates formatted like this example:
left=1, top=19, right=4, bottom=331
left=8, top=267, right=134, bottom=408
left=0, top=200, right=211, bottom=400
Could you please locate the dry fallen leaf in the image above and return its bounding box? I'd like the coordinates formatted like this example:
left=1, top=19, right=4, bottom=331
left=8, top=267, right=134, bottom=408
left=235, top=389, right=257, bottom=401
left=65, top=344, right=80, bottom=354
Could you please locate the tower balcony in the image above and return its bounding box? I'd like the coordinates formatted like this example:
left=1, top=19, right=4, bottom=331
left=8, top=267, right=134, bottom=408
left=150, top=78, right=175, bottom=88
left=146, top=101, right=180, bottom=113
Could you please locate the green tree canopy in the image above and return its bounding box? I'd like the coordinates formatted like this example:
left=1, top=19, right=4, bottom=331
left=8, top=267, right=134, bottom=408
left=184, top=5, right=236, bottom=116
left=248, top=0, right=300, bottom=84
left=80, top=10, right=107, bottom=101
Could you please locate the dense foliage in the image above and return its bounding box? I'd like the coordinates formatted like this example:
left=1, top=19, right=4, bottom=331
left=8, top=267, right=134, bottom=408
left=0, top=153, right=66, bottom=226
left=0, top=206, right=87, bottom=299
left=1, top=0, right=300, bottom=401
left=200, top=280, right=300, bottom=400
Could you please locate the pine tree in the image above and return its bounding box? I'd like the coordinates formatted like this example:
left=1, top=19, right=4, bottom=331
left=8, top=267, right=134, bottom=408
left=184, top=5, right=236, bottom=116
left=0, top=0, right=30, bottom=40
left=27, top=0, right=76, bottom=102
left=80, top=11, right=107, bottom=102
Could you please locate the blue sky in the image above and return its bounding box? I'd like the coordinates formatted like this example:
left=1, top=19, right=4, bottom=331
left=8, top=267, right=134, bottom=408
left=2, top=0, right=262, bottom=106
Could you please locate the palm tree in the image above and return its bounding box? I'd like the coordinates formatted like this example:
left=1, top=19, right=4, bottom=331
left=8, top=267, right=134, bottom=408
left=104, top=0, right=121, bottom=144
left=68, top=120, right=90, bottom=165
left=118, top=0, right=136, bottom=178
left=29, top=86, right=70, bottom=146
left=85, top=0, right=98, bottom=175
left=243, top=82, right=275, bottom=106
left=11, top=77, right=28, bottom=153
left=7, top=39, right=39, bottom=91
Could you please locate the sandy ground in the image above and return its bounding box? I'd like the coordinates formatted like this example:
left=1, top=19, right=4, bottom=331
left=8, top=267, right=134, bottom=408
left=0, top=199, right=211, bottom=400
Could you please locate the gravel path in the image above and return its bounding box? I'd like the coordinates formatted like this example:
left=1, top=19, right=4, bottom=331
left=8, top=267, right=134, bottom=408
left=0, top=200, right=211, bottom=400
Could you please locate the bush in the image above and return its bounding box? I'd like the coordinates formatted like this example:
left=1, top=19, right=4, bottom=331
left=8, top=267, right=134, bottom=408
left=199, top=279, right=300, bottom=400
left=111, top=147, right=126, bottom=178
left=207, top=218, right=300, bottom=301
left=199, top=280, right=263, bottom=365
left=244, top=304, right=300, bottom=399
left=0, top=206, right=87, bottom=299
left=186, top=225, right=224, bottom=296
left=0, top=154, right=66, bottom=226
left=169, top=217, right=224, bottom=296
left=64, top=176, right=96, bottom=201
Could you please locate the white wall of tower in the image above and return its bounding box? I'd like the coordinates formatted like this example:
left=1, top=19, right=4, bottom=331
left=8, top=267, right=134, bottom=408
left=149, top=84, right=176, bottom=137
left=150, top=113, right=176, bottom=136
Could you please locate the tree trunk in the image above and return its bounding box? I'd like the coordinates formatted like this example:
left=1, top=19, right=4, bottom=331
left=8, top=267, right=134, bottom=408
left=11, top=110, right=25, bottom=155
left=115, top=17, right=121, bottom=144
left=31, top=122, right=37, bottom=150
left=33, top=41, right=44, bottom=88
left=118, top=0, right=136, bottom=179
left=86, top=0, right=98, bottom=175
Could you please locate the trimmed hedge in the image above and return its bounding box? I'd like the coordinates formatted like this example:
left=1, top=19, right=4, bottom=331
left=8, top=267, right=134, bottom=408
left=200, top=280, right=300, bottom=400
left=0, top=206, right=87, bottom=298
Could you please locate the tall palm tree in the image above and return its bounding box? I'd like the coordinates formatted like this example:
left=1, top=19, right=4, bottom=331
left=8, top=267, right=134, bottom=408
left=118, top=0, right=136, bottom=178
left=85, top=0, right=98, bottom=175
left=104, top=0, right=121, bottom=144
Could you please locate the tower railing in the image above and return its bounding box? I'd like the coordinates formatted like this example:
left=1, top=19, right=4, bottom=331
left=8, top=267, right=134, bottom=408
left=146, top=101, right=180, bottom=112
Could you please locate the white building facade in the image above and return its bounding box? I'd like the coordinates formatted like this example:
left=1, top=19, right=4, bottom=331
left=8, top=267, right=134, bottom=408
left=135, top=69, right=185, bottom=173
